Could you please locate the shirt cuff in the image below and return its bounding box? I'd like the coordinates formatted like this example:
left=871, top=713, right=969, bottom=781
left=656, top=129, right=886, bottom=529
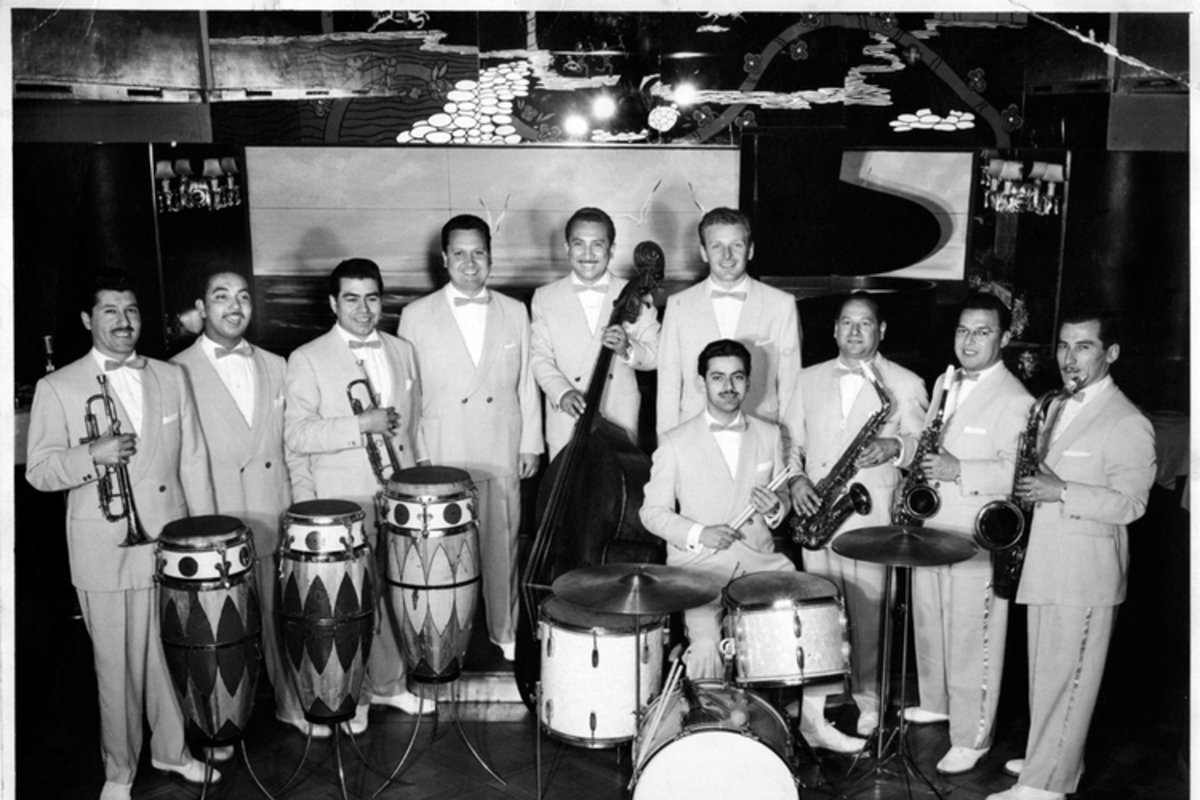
left=686, top=523, right=704, bottom=552
left=764, top=502, right=785, bottom=529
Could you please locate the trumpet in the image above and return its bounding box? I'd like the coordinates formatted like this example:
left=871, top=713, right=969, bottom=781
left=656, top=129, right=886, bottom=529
left=81, top=375, right=151, bottom=547
left=347, top=359, right=403, bottom=485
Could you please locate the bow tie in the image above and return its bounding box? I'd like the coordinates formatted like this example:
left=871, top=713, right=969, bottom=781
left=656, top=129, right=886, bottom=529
left=574, top=283, right=608, bottom=294
left=454, top=294, right=491, bottom=306
left=104, top=357, right=146, bottom=371
left=710, top=419, right=748, bottom=433
left=956, top=369, right=981, bottom=382
left=215, top=345, right=252, bottom=359
left=834, top=364, right=865, bottom=378
left=1067, top=390, right=1086, bottom=403
left=348, top=339, right=382, bottom=350
left=711, top=290, right=747, bottom=301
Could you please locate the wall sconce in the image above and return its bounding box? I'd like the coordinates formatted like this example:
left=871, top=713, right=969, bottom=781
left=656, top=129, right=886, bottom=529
left=981, top=157, right=1066, bottom=216
left=154, top=156, right=242, bottom=213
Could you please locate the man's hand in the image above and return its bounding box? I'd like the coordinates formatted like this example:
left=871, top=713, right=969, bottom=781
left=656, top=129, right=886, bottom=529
left=1016, top=469, right=1066, bottom=504
left=88, top=432, right=138, bottom=465
left=518, top=452, right=541, bottom=479
left=358, top=406, right=399, bottom=435
left=855, top=437, right=900, bottom=469
left=560, top=389, right=586, bottom=418
left=790, top=476, right=821, bottom=516
left=601, top=324, right=630, bottom=358
left=750, top=485, right=787, bottom=518
left=921, top=447, right=961, bottom=481
left=699, top=524, right=744, bottom=551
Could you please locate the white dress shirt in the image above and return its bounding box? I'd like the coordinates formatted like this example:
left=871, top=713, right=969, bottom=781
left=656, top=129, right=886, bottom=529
left=200, top=334, right=256, bottom=424
left=946, top=360, right=1003, bottom=420
left=1051, top=374, right=1112, bottom=442
left=336, top=325, right=392, bottom=407
left=446, top=284, right=490, bottom=367
left=571, top=273, right=610, bottom=335
left=90, top=348, right=143, bottom=436
left=707, top=276, right=750, bottom=340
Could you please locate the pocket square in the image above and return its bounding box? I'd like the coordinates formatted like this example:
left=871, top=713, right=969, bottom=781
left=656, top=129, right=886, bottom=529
left=503, top=342, right=517, bottom=349
left=754, top=338, right=774, bottom=347
left=405, top=378, right=414, bottom=391
left=756, top=460, right=773, bottom=472
left=963, top=425, right=987, bottom=434
left=163, top=413, right=180, bottom=424
left=1063, top=450, right=1091, bottom=457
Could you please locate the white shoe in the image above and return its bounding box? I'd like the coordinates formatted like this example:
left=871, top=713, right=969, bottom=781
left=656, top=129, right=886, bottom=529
left=986, top=785, right=1065, bottom=800
left=856, top=711, right=879, bottom=736
left=340, top=704, right=370, bottom=736
left=903, top=707, right=950, bottom=724
left=936, top=746, right=989, bottom=775
left=372, top=690, right=437, bottom=715
left=277, top=716, right=333, bottom=739
left=151, top=757, right=221, bottom=784
left=1005, top=758, right=1024, bottom=777
left=99, top=781, right=132, bottom=800
left=205, top=745, right=235, bottom=763
left=499, top=641, right=516, bottom=661
left=800, top=719, right=867, bottom=754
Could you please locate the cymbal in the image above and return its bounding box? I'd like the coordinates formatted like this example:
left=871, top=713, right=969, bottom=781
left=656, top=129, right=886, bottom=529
left=551, top=564, right=720, bottom=615
left=831, top=525, right=978, bottom=568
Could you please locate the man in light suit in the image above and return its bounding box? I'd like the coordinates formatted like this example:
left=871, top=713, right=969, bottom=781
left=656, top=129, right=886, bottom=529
left=907, top=292, right=1034, bottom=776
left=172, top=269, right=327, bottom=739
left=398, top=214, right=543, bottom=661
left=656, top=207, right=802, bottom=458
left=285, top=258, right=430, bottom=732
left=989, top=311, right=1155, bottom=800
left=790, top=292, right=928, bottom=736
left=641, top=339, right=864, bottom=754
left=26, top=269, right=218, bottom=800
left=531, top=207, right=659, bottom=460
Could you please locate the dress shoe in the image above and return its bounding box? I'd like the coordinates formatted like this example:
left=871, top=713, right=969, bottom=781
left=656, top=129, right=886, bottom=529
left=800, top=719, right=867, bottom=754
left=372, top=690, right=437, bottom=715
left=151, top=757, right=221, bottom=785
left=985, top=785, right=1065, bottom=800
left=99, top=781, right=132, bottom=800
left=277, top=716, right=333, bottom=740
left=1005, top=758, right=1024, bottom=777
left=205, top=745, right=235, bottom=763
left=902, top=707, right=950, bottom=724
left=340, top=704, right=370, bottom=736
left=856, top=711, right=879, bottom=737
left=499, top=641, right=517, bottom=661
left=936, top=746, right=989, bottom=775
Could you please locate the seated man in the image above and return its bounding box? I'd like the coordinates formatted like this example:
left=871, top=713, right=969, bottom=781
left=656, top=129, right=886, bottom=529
left=640, top=339, right=864, bottom=753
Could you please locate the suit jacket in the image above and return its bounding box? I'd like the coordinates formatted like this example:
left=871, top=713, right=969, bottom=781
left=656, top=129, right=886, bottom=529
left=284, top=326, right=421, bottom=509
left=795, top=355, right=928, bottom=529
left=530, top=274, right=659, bottom=456
left=656, top=278, right=803, bottom=454
left=924, top=365, right=1034, bottom=570
left=1017, top=382, right=1155, bottom=607
left=25, top=354, right=215, bottom=592
left=173, top=339, right=305, bottom=556
left=398, top=287, right=543, bottom=481
left=640, top=413, right=792, bottom=582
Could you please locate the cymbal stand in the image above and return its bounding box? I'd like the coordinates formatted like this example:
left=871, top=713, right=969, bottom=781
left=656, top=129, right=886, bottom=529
left=836, top=564, right=945, bottom=800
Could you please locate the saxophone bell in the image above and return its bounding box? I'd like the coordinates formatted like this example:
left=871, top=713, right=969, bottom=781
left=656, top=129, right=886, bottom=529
left=899, top=483, right=941, bottom=520
left=973, top=499, right=1025, bottom=551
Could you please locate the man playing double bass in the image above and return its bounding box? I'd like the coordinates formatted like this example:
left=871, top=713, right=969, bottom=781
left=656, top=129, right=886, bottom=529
left=531, top=206, right=659, bottom=460
left=26, top=269, right=217, bottom=800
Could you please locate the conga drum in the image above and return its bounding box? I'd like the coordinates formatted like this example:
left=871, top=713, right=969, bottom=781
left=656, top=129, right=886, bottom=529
left=278, top=500, right=374, bottom=724
left=157, top=515, right=261, bottom=746
left=380, top=466, right=480, bottom=683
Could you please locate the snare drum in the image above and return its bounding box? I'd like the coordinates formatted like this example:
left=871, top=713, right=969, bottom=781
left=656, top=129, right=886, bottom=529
left=723, top=571, right=850, bottom=687
left=157, top=515, right=261, bottom=746
left=381, top=466, right=481, bottom=683
left=634, top=681, right=795, bottom=800
left=539, top=595, right=665, bottom=748
left=278, top=500, right=373, bottom=724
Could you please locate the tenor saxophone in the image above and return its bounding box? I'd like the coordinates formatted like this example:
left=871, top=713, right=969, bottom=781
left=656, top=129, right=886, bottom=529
left=974, top=377, right=1083, bottom=599
left=791, top=362, right=892, bottom=550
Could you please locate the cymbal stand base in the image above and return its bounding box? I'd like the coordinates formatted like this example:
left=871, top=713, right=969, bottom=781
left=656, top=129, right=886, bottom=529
left=445, top=679, right=506, bottom=785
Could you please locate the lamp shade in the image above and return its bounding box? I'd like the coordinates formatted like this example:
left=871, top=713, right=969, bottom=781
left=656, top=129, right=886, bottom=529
left=154, top=160, right=176, bottom=180
left=173, top=159, right=195, bottom=178
left=219, top=157, right=239, bottom=175
left=201, top=158, right=223, bottom=178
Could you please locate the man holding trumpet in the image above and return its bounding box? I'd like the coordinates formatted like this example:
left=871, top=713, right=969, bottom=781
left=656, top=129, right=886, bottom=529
left=26, top=269, right=217, bottom=800
left=284, top=257, right=431, bottom=733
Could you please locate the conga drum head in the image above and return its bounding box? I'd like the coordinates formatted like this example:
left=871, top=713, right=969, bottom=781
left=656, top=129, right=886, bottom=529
left=387, top=465, right=473, bottom=496
left=160, top=514, right=247, bottom=547
left=157, top=515, right=255, bottom=583
left=286, top=499, right=365, bottom=522
left=723, top=570, right=840, bottom=610
left=282, top=500, right=367, bottom=555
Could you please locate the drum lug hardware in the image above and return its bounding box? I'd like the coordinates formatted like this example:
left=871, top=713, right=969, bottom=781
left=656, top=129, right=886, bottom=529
left=793, top=609, right=802, bottom=639
left=544, top=699, right=553, bottom=725
left=411, top=588, right=420, bottom=610
left=591, top=634, right=599, bottom=668
left=215, top=555, right=231, bottom=590
left=339, top=533, right=353, bottom=557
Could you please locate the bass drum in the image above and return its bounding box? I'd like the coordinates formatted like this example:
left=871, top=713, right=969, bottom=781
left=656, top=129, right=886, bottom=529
left=633, top=681, right=796, bottom=800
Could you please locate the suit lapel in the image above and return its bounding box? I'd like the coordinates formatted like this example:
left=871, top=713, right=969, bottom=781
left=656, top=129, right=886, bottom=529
left=733, top=278, right=762, bottom=342
left=243, top=348, right=270, bottom=458
left=1044, top=382, right=1118, bottom=466
left=464, top=294, right=502, bottom=397
left=129, top=364, right=162, bottom=485
left=688, top=283, right=722, bottom=342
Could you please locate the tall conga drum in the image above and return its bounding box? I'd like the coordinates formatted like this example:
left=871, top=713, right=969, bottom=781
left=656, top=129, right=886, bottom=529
left=278, top=500, right=374, bottom=724
left=157, top=515, right=261, bottom=746
left=381, top=466, right=480, bottom=683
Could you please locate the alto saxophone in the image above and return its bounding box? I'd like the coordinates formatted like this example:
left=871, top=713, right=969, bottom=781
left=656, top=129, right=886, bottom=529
left=791, top=362, right=892, bottom=550
left=892, top=365, right=955, bottom=526
left=974, top=377, right=1083, bottom=599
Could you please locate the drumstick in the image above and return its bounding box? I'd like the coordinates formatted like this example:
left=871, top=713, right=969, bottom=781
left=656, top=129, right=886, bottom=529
left=634, top=656, right=683, bottom=777
left=727, top=465, right=800, bottom=529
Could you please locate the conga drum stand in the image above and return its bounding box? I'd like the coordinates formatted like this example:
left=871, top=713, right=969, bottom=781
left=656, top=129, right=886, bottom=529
left=830, top=525, right=978, bottom=800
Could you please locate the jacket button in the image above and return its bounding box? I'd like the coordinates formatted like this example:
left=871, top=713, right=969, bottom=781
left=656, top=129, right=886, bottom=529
left=240, top=467, right=245, bottom=473
left=461, top=398, right=468, bottom=404
left=159, top=485, right=167, bottom=493
left=486, top=397, right=493, bottom=403
left=574, top=377, right=581, bottom=382
left=265, top=462, right=272, bottom=469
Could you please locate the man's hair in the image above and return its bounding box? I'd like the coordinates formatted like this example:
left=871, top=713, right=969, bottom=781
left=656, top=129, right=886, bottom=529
left=697, top=207, right=753, bottom=248
left=1060, top=308, right=1121, bottom=349
left=79, top=268, right=138, bottom=314
left=328, top=258, right=384, bottom=299
left=697, top=338, right=752, bottom=377
left=197, top=266, right=248, bottom=302
left=441, top=214, right=492, bottom=253
left=840, top=290, right=883, bottom=323
left=961, top=291, right=1012, bottom=333
left=565, top=207, right=616, bottom=244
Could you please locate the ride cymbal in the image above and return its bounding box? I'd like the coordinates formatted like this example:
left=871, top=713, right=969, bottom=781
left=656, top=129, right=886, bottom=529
left=831, top=525, right=978, bottom=568
left=551, top=563, right=720, bottom=615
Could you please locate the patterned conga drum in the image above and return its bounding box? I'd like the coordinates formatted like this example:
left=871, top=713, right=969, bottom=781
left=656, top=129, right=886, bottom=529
left=278, top=500, right=374, bottom=724
left=381, top=466, right=480, bottom=683
left=157, top=514, right=261, bottom=746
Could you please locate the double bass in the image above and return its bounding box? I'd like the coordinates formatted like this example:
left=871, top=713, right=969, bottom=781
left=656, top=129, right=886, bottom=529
left=514, top=242, right=667, bottom=709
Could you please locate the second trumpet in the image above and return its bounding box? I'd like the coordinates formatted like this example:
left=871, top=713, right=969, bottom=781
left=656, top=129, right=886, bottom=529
left=347, top=359, right=403, bottom=485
